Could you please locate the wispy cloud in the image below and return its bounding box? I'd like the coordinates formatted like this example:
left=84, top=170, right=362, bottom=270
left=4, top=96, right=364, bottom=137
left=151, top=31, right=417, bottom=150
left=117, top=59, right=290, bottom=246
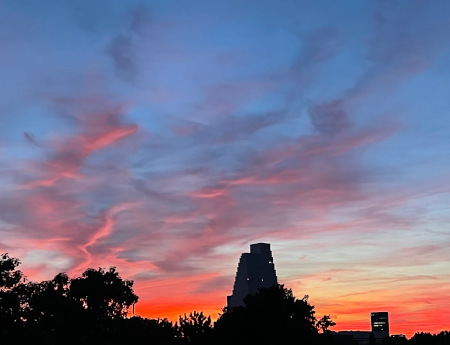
left=1, top=0, right=449, bottom=338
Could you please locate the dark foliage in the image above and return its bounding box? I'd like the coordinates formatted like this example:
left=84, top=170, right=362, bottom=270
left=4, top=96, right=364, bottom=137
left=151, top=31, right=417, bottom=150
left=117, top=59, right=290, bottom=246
left=409, top=331, right=450, bottom=345
left=109, top=316, right=179, bottom=345
left=0, top=254, right=138, bottom=344
left=2, top=254, right=450, bottom=345
left=0, top=253, right=24, bottom=334
left=176, top=310, right=212, bottom=344
left=317, top=314, right=337, bottom=333
left=0, top=253, right=23, bottom=289
left=69, top=267, right=138, bottom=322
left=215, top=284, right=319, bottom=345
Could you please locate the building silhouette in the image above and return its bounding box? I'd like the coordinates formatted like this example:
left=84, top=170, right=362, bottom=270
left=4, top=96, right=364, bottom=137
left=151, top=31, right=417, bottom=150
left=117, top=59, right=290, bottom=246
left=227, top=243, right=278, bottom=308
left=371, top=312, right=389, bottom=339
left=332, top=312, right=390, bottom=344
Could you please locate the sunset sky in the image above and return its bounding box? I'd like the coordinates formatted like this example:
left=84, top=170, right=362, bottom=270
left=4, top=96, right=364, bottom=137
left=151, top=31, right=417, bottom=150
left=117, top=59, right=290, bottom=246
left=1, top=0, right=450, bottom=338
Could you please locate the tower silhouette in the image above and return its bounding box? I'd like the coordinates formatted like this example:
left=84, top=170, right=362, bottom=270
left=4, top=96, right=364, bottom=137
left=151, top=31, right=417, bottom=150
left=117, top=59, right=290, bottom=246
left=227, top=243, right=278, bottom=308
left=371, top=312, right=389, bottom=339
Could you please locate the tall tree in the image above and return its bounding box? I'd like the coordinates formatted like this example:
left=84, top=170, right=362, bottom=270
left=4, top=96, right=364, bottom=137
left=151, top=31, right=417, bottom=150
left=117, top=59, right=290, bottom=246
left=177, top=311, right=212, bottom=344
left=69, top=267, right=138, bottom=322
left=316, top=315, right=336, bottom=333
left=19, top=273, right=84, bottom=331
left=0, top=253, right=23, bottom=289
left=214, top=284, right=318, bottom=345
left=0, top=253, right=25, bottom=331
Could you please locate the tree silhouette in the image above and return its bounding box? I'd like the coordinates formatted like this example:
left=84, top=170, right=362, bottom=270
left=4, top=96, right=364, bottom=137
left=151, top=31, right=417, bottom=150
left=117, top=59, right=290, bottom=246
left=0, top=253, right=24, bottom=333
left=177, top=311, right=212, bottom=344
left=0, top=253, right=23, bottom=289
left=409, top=332, right=434, bottom=345
left=316, top=315, right=336, bottom=333
left=215, top=284, right=318, bottom=345
left=5, top=254, right=450, bottom=345
left=112, top=316, right=178, bottom=345
left=18, top=273, right=85, bottom=333
left=69, top=267, right=138, bottom=323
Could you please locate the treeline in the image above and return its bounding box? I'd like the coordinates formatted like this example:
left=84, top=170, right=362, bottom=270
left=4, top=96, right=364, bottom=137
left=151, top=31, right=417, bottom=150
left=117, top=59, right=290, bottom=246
left=1, top=254, right=448, bottom=345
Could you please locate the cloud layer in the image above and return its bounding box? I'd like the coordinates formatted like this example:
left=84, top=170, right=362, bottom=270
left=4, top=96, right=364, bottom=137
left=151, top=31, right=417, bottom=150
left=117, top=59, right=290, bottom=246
left=1, top=0, right=450, bottom=338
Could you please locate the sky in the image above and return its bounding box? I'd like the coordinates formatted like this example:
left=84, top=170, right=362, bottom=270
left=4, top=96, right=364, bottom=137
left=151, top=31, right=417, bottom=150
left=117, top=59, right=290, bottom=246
left=1, top=0, right=449, bottom=338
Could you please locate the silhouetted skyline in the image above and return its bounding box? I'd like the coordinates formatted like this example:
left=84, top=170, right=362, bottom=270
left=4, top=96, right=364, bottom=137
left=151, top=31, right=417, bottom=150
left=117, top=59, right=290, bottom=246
left=227, top=243, right=278, bottom=308
left=1, top=0, right=450, bottom=338
left=3, top=252, right=447, bottom=344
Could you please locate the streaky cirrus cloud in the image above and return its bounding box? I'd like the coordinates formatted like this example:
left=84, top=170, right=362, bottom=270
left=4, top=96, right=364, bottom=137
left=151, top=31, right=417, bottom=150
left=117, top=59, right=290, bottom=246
left=1, top=0, right=450, bottom=338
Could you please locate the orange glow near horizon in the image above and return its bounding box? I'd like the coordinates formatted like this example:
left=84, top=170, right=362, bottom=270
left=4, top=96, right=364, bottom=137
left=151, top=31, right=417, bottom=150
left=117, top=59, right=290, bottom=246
left=115, top=272, right=450, bottom=340
left=3, top=1, right=450, bottom=341
left=129, top=290, right=450, bottom=339
left=13, top=231, right=450, bottom=341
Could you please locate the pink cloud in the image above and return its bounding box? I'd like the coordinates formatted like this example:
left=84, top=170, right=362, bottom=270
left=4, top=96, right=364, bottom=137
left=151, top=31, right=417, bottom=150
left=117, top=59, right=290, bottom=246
left=21, top=99, right=138, bottom=189
left=70, top=202, right=140, bottom=275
